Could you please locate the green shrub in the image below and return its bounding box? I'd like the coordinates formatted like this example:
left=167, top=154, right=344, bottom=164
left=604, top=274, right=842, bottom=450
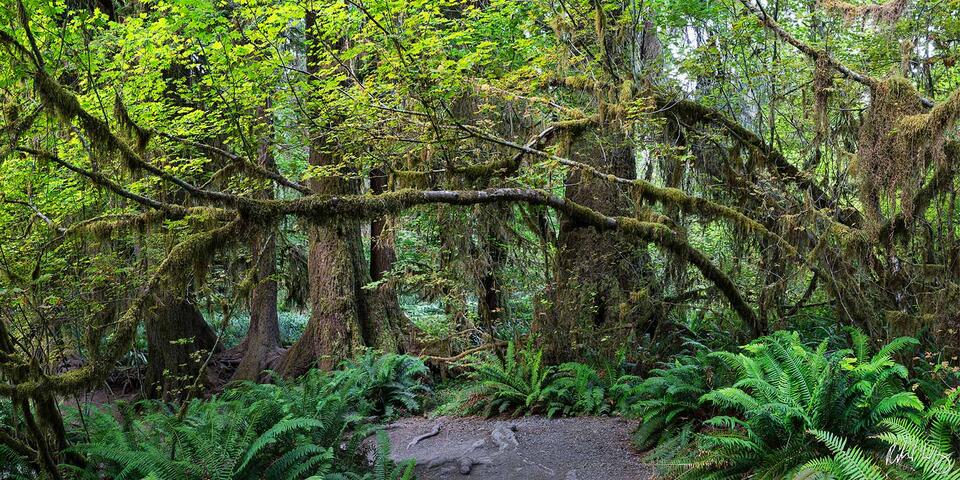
left=463, top=342, right=642, bottom=418
left=465, top=341, right=555, bottom=416
left=215, top=310, right=309, bottom=349
left=0, top=399, right=33, bottom=479
left=333, top=351, right=431, bottom=417
left=544, top=361, right=642, bottom=418
left=67, top=398, right=339, bottom=480
left=61, top=352, right=426, bottom=480
left=646, top=330, right=924, bottom=479
left=0, top=444, right=31, bottom=480
left=627, top=350, right=717, bottom=449
left=326, top=431, right=416, bottom=480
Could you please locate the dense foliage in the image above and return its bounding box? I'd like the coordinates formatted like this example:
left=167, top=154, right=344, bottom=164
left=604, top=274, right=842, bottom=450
left=4, top=0, right=960, bottom=477
left=423, top=330, right=960, bottom=478
left=622, top=330, right=960, bottom=479
left=3, top=353, right=426, bottom=479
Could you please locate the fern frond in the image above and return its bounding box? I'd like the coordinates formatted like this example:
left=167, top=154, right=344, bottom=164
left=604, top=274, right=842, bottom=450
left=810, top=430, right=884, bottom=480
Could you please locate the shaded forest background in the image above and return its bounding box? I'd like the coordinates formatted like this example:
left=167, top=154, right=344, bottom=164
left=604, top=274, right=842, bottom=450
left=4, top=0, right=960, bottom=478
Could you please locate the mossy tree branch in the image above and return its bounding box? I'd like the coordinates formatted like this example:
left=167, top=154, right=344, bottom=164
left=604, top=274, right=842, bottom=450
left=0, top=185, right=759, bottom=396
left=16, top=147, right=189, bottom=216
left=878, top=141, right=960, bottom=242
left=0, top=218, right=246, bottom=397
left=738, top=0, right=935, bottom=108
left=658, top=96, right=864, bottom=227
left=457, top=123, right=800, bottom=258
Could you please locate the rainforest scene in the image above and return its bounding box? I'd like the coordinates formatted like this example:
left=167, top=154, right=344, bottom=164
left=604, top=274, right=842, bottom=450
left=3, top=0, right=960, bottom=478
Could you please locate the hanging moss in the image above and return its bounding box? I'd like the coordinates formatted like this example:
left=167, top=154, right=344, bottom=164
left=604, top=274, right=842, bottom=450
left=553, top=153, right=800, bottom=258
left=857, top=76, right=927, bottom=222
left=546, top=74, right=598, bottom=92
left=2, top=218, right=246, bottom=397
left=388, top=169, right=430, bottom=190
left=820, top=0, right=909, bottom=24
left=619, top=80, right=634, bottom=104
left=813, top=53, right=833, bottom=143
left=900, top=39, right=914, bottom=76
left=661, top=95, right=864, bottom=226
left=113, top=95, right=151, bottom=153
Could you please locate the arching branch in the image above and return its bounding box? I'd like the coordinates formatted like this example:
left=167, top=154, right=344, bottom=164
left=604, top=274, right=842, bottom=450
left=458, top=123, right=801, bottom=258
left=0, top=186, right=759, bottom=396
left=16, top=147, right=188, bottom=215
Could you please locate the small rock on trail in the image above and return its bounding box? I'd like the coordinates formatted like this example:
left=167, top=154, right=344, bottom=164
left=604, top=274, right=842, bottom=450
left=384, top=416, right=654, bottom=480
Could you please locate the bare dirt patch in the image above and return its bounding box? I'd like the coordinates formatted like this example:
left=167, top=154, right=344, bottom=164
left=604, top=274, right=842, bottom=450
left=383, top=415, right=654, bottom=479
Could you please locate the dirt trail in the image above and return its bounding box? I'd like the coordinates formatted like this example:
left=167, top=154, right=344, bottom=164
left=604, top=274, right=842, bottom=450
left=384, top=416, right=654, bottom=480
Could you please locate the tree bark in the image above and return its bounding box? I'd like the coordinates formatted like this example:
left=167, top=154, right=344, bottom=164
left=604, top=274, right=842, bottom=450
left=231, top=102, right=281, bottom=382
left=144, top=293, right=219, bottom=399
left=277, top=9, right=401, bottom=377
left=542, top=131, right=657, bottom=362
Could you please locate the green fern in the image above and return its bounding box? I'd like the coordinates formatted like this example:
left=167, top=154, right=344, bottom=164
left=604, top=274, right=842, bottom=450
left=544, top=362, right=630, bottom=417
left=465, top=341, right=557, bottom=416
left=73, top=398, right=336, bottom=480
left=799, top=402, right=960, bottom=479
left=0, top=443, right=32, bottom=480
left=628, top=351, right=715, bottom=450
left=652, top=330, right=923, bottom=479
left=807, top=429, right=885, bottom=480
left=324, top=431, right=415, bottom=480
left=0, top=399, right=34, bottom=479
left=68, top=352, right=428, bottom=480
left=333, top=351, right=431, bottom=417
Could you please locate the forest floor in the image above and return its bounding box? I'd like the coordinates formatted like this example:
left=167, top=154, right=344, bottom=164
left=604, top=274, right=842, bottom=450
left=381, top=415, right=655, bottom=479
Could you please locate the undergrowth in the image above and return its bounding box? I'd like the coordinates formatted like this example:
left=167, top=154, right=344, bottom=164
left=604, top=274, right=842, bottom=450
left=636, top=329, right=960, bottom=479
left=455, top=330, right=960, bottom=479
left=5, top=352, right=428, bottom=480
left=458, top=341, right=643, bottom=417
left=7, top=334, right=960, bottom=480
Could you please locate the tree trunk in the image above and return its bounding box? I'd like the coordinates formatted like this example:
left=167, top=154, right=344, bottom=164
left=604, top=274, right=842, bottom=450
left=370, top=168, right=395, bottom=283
left=231, top=227, right=281, bottom=381
left=231, top=102, right=281, bottom=382
left=277, top=9, right=400, bottom=377
left=370, top=166, right=423, bottom=352
left=542, top=131, right=657, bottom=363
left=478, top=222, right=507, bottom=338
left=145, top=293, right=219, bottom=399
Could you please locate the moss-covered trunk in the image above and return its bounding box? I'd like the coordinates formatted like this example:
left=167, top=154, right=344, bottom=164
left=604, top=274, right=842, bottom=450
left=370, top=167, right=421, bottom=352
left=232, top=102, right=281, bottom=382
left=277, top=9, right=400, bottom=377
left=277, top=205, right=402, bottom=376
left=144, top=293, right=218, bottom=399
left=0, top=312, right=76, bottom=477
left=231, top=227, right=281, bottom=381
left=542, top=132, right=657, bottom=362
